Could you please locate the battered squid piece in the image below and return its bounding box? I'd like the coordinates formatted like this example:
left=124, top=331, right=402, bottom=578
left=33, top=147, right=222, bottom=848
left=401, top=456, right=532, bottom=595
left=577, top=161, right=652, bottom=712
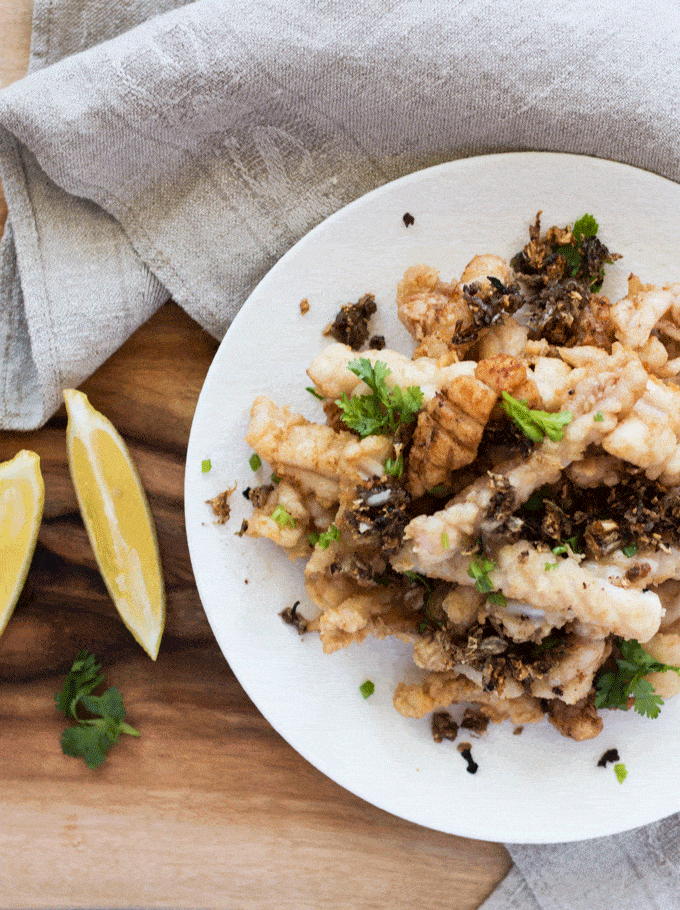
left=396, top=344, right=649, bottom=567
left=394, top=541, right=663, bottom=643
left=247, top=396, right=391, bottom=508
left=397, top=256, right=518, bottom=358
left=611, top=276, right=680, bottom=351
left=406, top=375, right=498, bottom=497
left=306, top=342, right=476, bottom=405
left=393, top=670, right=545, bottom=726
left=544, top=695, right=604, bottom=741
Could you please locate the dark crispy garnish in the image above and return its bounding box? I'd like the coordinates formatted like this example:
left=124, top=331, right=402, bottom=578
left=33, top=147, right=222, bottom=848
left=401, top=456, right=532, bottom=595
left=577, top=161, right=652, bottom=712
left=431, top=711, right=458, bottom=743
left=324, top=293, right=377, bottom=350
left=457, top=742, right=479, bottom=774
left=207, top=483, right=237, bottom=524
left=368, top=334, right=386, bottom=350
left=342, top=478, right=412, bottom=557
left=403, top=212, right=415, bottom=227
left=460, top=708, right=490, bottom=737
left=455, top=276, right=524, bottom=345
left=247, top=483, right=275, bottom=509
left=510, top=212, right=620, bottom=349
left=597, top=747, right=620, bottom=768
left=507, top=472, right=680, bottom=557
left=280, top=601, right=308, bottom=634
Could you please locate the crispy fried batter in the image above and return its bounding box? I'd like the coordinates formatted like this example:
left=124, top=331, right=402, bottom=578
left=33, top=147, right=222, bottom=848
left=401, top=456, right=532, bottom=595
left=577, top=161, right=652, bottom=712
left=474, top=353, right=542, bottom=410
left=544, top=693, right=603, bottom=741
left=406, top=375, right=498, bottom=497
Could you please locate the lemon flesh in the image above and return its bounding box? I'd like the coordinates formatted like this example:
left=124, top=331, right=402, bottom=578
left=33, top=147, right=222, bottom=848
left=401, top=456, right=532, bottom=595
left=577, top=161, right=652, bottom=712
left=64, top=389, right=165, bottom=660
left=0, top=450, right=44, bottom=638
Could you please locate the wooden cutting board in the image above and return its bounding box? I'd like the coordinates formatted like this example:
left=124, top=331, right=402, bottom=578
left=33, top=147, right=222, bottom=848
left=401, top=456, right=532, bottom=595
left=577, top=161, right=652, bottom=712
left=0, top=2, right=512, bottom=906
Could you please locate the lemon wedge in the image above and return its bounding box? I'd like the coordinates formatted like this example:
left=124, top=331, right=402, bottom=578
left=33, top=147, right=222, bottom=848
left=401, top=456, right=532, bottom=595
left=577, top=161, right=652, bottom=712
left=64, top=389, right=165, bottom=659
left=0, top=450, right=44, bottom=638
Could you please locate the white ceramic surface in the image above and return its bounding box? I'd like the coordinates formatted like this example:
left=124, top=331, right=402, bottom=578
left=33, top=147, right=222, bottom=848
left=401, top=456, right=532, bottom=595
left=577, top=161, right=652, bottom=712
left=185, top=152, right=680, bottom=843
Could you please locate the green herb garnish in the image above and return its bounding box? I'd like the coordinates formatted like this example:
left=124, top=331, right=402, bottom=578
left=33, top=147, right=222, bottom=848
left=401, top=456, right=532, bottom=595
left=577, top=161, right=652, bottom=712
left=501, top=392, right=572, bottom=444
left=249, top=453, right=262, bottom=471
left=622, top=543, right=638, bottom=558
left=306, top=386, right=324, bottom=400
left=572, top=213, right=599, bottom=243
left=467, top=555, right=496, bottom=594
left=385, top=454, right=404, bottom=478
left=308, top=524, right=340, bottom=549
left=359, top=680, right=375, bottom=699
left=201, top=459, right=212, bottom=473
left=487, top=590, right=507, bottom=607
left=594, top=411, right=604, bottom=422
left=614, top=763, right=628, bottom=784
left=441, top=532, right=450, bottom=551
left=336, top=359, right=423, bottom=438
left=551, top=535, right=581, bottom=556
left=594, top=638, right=680, bottom=718
left=272, top=505, right=296, bottom=528
left=56, top=651, right=139, bottom=769
left=271, top=473, right=281, bottom=485
left=544, top=562, right=559, bottom=570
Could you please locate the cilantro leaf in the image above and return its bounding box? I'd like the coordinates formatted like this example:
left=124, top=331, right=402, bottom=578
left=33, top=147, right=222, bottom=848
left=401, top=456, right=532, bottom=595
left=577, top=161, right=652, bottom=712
left=336, top=359, right=423, bottom=438
left=614, top=763, right=628, bottom=784
left=572, top=213, right=599, bottom=243
left=501, top=392, right=572, bottom=443
left=385, top=454, right=404, bottom=477
left=272, top=505, right=296, bottom=528
left=467, top=555, right=496, bottom=593
left=308, top=524, right=340, bottom=549
left=55, top=650, right=105, bottom=720
left=359, top=680, right=375, bottom=699
left=594, top=638, right=680, bottom=718
left=57, top=652, right=139, bottom=769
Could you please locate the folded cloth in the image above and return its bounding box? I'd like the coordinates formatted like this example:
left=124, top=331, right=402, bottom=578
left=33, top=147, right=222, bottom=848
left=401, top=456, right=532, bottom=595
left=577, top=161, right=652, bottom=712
left=1, top=2, right=680, bottom=905
left=3, top=0, right=680, bottom=428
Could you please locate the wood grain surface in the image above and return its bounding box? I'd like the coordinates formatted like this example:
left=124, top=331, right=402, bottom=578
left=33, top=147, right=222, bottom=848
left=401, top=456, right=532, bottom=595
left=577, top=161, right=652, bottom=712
left=0, top=1, right=512, bottom=906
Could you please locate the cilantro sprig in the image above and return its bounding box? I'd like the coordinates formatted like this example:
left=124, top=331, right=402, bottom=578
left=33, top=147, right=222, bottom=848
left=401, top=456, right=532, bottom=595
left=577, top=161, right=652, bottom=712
left=501, top=392, right=572, bottom=444
left=336, top=359, right=423, bottom=438
left=308, top=524, right=340, bottom=549
left=56, top=651, right=139, bottom=769
left=467, top=555, right=496, bottom=593
left=594, top=639, right=680, bottom=719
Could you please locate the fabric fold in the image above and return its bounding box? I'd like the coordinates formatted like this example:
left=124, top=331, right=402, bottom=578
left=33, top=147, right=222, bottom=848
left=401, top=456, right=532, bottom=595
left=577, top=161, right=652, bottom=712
left=4, top=0, right=680, bottom=426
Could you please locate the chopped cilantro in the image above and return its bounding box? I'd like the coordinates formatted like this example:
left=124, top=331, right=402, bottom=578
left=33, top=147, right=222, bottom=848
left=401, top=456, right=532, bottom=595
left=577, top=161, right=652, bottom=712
left=594, top=411, right=604, bottom=422
left=249, top=453, right=262, bottom=471
left=501, top=392, right=572, bottom=444
left=487, top=590, right=507, bottom=607
left=56, top=651, right=139, bottom=769
left=308, top=524, right=339, bottom=549
left=595, top=638, right=680, bottom=718
left=572, top=213, right=599, bottom=242
left=544, top=562, right=559, bottom=571
left=306, top=386, right=324, bottom=400
left=336, top=358, right=423, bottom=438
left=271, top=505, right=296, bottom=529
left=441, top=531, right=450, bottom=550
left=385, top=454, right=404, bottom=477
left=622, top=543, right=638, bottom=557
left=614, top=763, right=628, bottom=784
left=467, top=555, right=496, bottom=593
left=359, top=680, right=375, bottom=699
left=551, top=535, right=581, bottom=556
left=201, top=459, right=212, bottom=473
left=271, top=472, right=281, bottom=484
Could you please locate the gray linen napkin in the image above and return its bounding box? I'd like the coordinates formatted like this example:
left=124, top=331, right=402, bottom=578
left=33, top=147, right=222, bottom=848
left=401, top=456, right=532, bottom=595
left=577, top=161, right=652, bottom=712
left=2, top=2, right=680, bottom=907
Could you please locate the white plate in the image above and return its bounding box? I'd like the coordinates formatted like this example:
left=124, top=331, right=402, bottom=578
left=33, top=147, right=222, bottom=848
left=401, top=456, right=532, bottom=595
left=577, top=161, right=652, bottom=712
left=185, top=152, right=680, bottom=843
